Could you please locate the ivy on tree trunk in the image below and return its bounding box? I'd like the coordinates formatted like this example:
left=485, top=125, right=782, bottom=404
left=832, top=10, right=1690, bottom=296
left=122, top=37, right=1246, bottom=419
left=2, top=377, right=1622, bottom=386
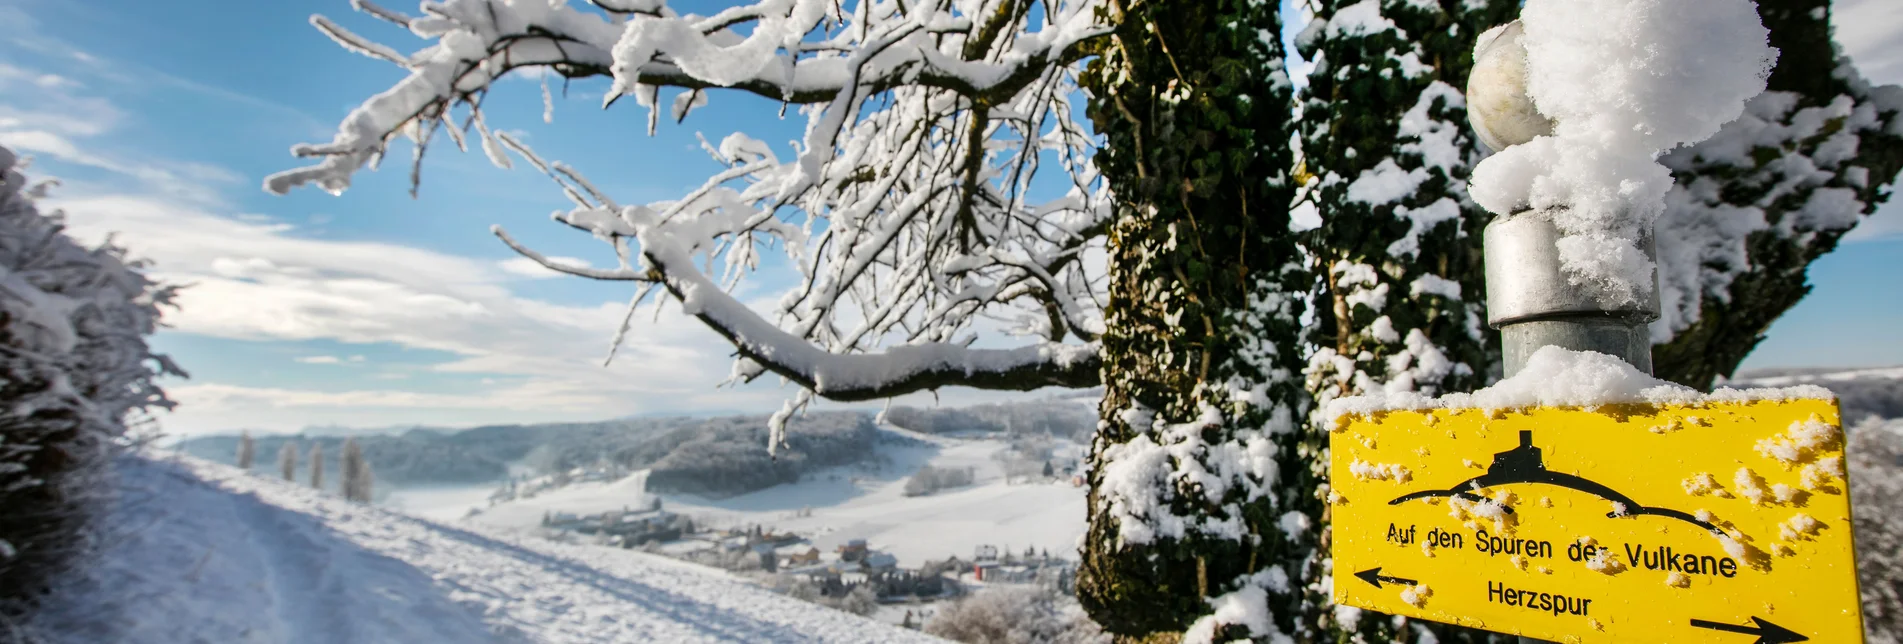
left=1293, top=0, right=1514, bottom=640
left=1078, top=0, right=1319, bottom=639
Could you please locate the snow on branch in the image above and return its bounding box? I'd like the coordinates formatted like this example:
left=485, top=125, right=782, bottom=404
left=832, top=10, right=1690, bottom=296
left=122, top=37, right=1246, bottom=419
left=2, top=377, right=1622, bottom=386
left=650, top=234, right=1102, bottom=401
left=270, top=0, right=1112, bottom=404
left=264, top=0, right=1108, bottom=196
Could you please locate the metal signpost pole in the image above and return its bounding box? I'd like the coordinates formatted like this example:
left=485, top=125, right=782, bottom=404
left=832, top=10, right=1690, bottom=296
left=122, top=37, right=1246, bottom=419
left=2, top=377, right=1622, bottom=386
left=1484, top=213, right=1663, bottom=641
left=1471, top=16, right=1661, bottom=640
left=1484, top=210, right=1661, bottom=379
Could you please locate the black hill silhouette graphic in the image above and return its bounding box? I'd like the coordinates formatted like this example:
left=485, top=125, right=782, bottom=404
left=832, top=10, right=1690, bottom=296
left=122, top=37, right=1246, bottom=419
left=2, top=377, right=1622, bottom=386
left=1387, top=430, right=1723, bottom=535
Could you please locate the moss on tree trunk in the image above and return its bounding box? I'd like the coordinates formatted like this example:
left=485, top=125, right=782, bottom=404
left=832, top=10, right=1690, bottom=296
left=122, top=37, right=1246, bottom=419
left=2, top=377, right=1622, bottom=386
left=1078, top=0, right=1318, bottom=638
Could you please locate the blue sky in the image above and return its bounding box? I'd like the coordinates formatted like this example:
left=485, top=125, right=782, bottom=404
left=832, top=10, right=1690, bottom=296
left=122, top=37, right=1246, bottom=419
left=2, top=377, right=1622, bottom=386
left=0, top=0, right=1898, bottom=436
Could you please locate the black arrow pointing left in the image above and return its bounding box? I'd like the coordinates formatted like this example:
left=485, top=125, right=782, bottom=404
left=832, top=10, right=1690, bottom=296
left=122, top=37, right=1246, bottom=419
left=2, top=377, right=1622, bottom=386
left=1353, top=567, right=1417, bottom=590
left=1689, top=616, right=1808, bottom=644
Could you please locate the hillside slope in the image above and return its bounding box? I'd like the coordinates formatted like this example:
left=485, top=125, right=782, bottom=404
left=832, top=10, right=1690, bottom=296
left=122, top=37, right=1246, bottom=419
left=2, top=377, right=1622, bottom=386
left=471, top=424, right=1089, bottom=568
left=24, top=454, right=940, bottom=644
left=1728, top=365, right=1903, bottom=422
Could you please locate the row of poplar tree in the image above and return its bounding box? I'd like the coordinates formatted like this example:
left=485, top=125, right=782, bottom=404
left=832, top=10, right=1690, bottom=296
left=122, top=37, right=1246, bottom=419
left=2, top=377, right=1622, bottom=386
left=233, top=432, right=375, bottom=503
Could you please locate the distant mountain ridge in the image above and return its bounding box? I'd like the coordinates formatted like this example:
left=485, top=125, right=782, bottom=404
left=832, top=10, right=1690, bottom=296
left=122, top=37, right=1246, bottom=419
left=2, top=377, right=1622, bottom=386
left=177, top=412, right=879, bottom=497
left=1725, top=365, right=1903, bottom=422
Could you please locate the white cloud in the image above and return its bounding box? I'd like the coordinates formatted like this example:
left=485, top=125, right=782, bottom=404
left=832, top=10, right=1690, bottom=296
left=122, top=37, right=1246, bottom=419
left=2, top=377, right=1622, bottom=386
left=0, top=62, right=121, bottom=138
left=0, top=62, right=235, bottom=206
left=45, top=191, right=774, bottom=434
left=1836, top=0, right=1903, bottom=87
left=0, top=50, right=789, bottom=435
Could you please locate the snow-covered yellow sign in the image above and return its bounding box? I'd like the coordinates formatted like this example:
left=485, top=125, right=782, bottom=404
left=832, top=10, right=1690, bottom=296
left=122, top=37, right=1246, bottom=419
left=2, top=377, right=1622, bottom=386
left=1329, top=398, right=1859, bottom=643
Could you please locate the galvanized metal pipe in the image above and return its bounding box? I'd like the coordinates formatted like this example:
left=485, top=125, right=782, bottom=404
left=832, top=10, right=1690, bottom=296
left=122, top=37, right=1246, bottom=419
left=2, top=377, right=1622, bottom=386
left=1485, top=209, right=1661, bottom=376
left=1486, top=209, right=1661, bottom=644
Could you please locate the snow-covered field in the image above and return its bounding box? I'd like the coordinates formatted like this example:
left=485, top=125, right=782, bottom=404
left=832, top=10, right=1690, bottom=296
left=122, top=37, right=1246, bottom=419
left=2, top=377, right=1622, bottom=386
left=468, top=425, right=1089, bottom=567
left=381, top=484, right=496, bottom=522
left=1729, top=365, right=1903, bottom=387
left=25, top=454, right=941, bottom=644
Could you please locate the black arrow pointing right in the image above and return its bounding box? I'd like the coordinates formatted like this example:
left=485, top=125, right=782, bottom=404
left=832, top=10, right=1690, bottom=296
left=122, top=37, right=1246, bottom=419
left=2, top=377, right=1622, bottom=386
left=1353, top=567, right=1417, bottom=590
left=1689, top=617, right=1808, bottom=644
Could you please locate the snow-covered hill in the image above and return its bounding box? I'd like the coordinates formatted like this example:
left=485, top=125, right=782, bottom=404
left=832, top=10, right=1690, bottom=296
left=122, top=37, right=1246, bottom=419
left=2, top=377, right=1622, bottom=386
left=471, top=425, right=1089, bottom=567
left=24, top=454, right=942, bottom=644
left=1728, top=365, right=1903, bottom=422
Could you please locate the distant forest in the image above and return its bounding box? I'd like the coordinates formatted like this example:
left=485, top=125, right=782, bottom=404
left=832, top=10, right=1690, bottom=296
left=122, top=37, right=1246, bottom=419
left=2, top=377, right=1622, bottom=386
left=180, top=417, right=697, bottom=485
left=882, top=392, right=1099, bottom=443
left=178, top=412, right=880, bottom=498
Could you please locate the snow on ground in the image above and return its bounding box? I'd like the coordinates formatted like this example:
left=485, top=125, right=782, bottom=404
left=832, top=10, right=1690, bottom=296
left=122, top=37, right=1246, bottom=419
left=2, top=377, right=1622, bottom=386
left=1728, top=366, right=1903, bottom=387
left=27, top=453, right=941, bottom=644
left=470, top=425, right=1089, bottom=567
left=381, top=484, right=496, bottom=521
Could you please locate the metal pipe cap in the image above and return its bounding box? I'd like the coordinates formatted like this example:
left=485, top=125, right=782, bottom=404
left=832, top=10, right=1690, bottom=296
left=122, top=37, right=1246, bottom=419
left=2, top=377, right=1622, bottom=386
left=1483, top=209, right=1661, bottom=328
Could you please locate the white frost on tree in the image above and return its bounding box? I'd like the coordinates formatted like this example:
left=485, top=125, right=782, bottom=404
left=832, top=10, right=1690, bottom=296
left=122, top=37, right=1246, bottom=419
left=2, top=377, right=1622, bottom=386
left=278, top=442, right=299, bottom=481
left=309, top=443, right=325, bottom=490
left=924, top=584, right=1107, bottom=644
left=236, top=431, right=255, bottom=470
left=267, top=0, right=1113, bottom=448
left=340, top=437, right=375, bottom=502
left=0, top=145, right=179, bottom=595
left=1652, top=67, right=1903, bottom=343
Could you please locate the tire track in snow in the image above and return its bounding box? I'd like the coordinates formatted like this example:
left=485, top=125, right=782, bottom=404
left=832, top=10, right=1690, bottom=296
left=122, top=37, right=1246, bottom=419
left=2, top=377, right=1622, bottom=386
left=225, top=478, right=504, bottom=644
left=185, top=456, right=941, bottom=643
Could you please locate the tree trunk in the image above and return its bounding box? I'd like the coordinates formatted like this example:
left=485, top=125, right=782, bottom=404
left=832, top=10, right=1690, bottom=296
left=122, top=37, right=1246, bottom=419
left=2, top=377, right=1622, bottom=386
left=1294, top=0, right=1515, bottom=640
left=1651, top=0, right=1903, bottom=389
left=1077, top=0, right=1318, bottom=639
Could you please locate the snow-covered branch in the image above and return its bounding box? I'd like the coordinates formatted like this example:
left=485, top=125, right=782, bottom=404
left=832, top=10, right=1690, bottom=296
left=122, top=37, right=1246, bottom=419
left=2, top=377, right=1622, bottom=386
left=270, top=0, right=1113, bottom=404
left=264, top=0, right=1107, bottom=196
left=651, top=236, right=1102, bottom=401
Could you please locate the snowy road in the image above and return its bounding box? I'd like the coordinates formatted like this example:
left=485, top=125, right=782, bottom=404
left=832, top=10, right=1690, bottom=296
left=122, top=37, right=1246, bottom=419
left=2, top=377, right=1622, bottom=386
left=29, top=454, right=941, bottom=644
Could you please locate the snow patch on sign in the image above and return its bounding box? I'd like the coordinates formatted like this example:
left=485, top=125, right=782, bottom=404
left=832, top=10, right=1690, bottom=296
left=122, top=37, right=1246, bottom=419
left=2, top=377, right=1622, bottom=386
left=1399, top=583, right=1431, bottom=607
left=1323, top=347, right=1834, bottom=428
left=1349, top=460, right=1411, bottom=483
left=1779, top=513, right=1823, bottom=541
left=1755, top=415, right=1842, bottom=465
left=1734, top=467, right=1772, bottom=505
left=1585, top=547, right=1625, bottom=575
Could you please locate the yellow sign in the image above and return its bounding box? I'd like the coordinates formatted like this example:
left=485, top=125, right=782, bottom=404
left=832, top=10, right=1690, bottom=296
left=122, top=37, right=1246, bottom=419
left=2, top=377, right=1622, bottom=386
left=1329, top=398, right=1860, bottom=643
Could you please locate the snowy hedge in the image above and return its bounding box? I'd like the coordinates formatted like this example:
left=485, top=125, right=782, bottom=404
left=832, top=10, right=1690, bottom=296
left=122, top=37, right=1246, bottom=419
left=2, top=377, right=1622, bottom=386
left=0, top=147, right=180, bottom=607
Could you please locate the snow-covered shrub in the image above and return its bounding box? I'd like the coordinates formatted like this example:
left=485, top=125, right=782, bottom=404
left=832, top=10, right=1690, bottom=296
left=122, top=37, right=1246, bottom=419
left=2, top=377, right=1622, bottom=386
left=902, top=465, right=975, bottom=497
left=924, top=584, right=1107, bottom=644
left=756, top=574, right=881, bottom=616
left=0, top=147, right=179, bottom=609
left=1852, top=417, right=1903, bottom=643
